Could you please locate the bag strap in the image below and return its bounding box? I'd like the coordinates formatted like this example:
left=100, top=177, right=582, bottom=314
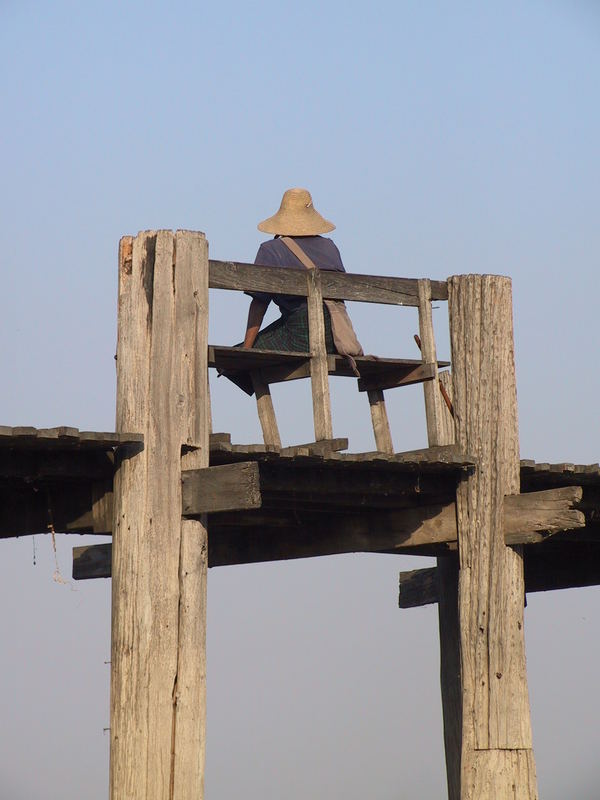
left=280, top=237, right=362, bottom=378
left=280, top=236, right=318, bottom=270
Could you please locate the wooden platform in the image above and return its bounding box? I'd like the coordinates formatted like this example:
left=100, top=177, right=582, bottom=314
left=0, top=426, right=143, bottom=449
left=0, top=426, right=595, bottom=592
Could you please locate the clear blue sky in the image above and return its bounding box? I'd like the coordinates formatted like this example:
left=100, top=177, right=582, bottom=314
left=1, top=1, right=599, bottom=798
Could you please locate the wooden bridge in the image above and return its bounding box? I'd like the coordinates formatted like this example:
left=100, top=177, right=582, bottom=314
left=1, top=229, right=598, bottom=799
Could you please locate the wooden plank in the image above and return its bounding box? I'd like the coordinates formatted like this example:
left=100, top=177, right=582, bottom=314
left=399, top=566, right=438, bottom=608
left=357, top=362, right=436, bottom=392
left=251, top=372, right=282, bottom=448
left=195, top=480, right=582, bottom=554
left=205, top=442, right=476, bottom=470
left=392, top=444, right=474, bottom=466
left=209, top=260, right=308, bottom=297
left=449, top=274, right=537, bottom=797
left=0, top=449, right=114, bottom=480
left=306, top=269, right=333, bottom=440
left=255, top=353, right=446, bottom=387
left=209, top=432, right=231, bottom=446
left=73, top=542, right=112, bottom=579
left=417, top=280, right=461, bottom=800
left=504, top=486, right=583, bottom=540
left=206, top=486, right=583, bottom=562
left=209, top=259, right=448, bottom=304
left=319, top=270, right=449, bottom=304
left=418, top=279, right=445, bottom=444
left=73, top=482, right=588, bottom=579
left=279, top=437, right=348, bottom=456
left=182, top=460, right=458, bottom=515
left=182, top=462, right=262, bottom=514
left=256, top=359, right=312, bottom=384
left=208, top=345, right=309, bottom=372
left=400, top=539, right=600, bottom=608
left=367, top=389, right=394, bottom=453
left=0, top=426, right=143, bottom=449
left=110, top=230, right=209, bottom=800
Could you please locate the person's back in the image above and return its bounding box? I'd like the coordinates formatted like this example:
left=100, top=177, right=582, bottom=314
left=228, top=187, right=361, bottom=394
left=250, top=234, right=345, bottom=316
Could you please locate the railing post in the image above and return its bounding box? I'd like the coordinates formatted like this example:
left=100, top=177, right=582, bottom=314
left=111, top=230, right=209, bottom=800
left=306, top=267, right=333, bottom=441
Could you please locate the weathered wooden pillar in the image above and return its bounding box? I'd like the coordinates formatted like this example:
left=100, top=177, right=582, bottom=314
left=111, top=230, right=210, bottom=800
left=448, top=275, right=538, bottom=799
left=418, top=280, right=461, bottom=800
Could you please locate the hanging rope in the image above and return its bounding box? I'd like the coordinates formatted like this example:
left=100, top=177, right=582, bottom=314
left=45, top=488, right=68, bottom=585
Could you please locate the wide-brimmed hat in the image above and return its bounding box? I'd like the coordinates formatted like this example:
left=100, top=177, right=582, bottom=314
left=257, top=188, right=335, bottom=235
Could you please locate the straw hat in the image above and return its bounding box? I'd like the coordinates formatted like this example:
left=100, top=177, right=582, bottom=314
left=257, top=188, right=335, bottom=235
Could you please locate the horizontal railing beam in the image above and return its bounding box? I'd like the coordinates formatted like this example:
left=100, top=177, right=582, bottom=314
left=209, top=260, right=448, bottom=305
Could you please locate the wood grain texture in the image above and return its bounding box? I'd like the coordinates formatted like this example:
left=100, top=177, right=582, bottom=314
left=449, top=274, right=538, bottom=798
left=182, top=462, right=262, bottom=514
left=74, top=534, right=600, bottom=585
left=306, top=269, right=333, bottom=440
left=200, top=483, right=582, bottom=564
left=209, top=259, right=448, bottom=304
left=279, top=438, right=348, bottom=456
left=0, top=426, right=143, bottom=449
left=252, top=372, right=282, bottom=448
left=110, top=230, right=209, bottom=800
left=418, top=279, right=445, bottom=444
left=416, top=285, right=461, bottom=800
left=183, top=458, right=458, bottom=515
left=208, top=345, right=446, bottom=387
left=367, top=389, right=394, bottom=453
left=357, top=362, right=436, bottom=392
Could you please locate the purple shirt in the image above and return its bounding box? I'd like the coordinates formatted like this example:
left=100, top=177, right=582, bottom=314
left=248, top=235, right=346, bottom=314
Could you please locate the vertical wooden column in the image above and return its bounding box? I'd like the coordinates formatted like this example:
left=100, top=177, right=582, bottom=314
left=436, top=369, right=461, bottom=800
left=111, top=230, right=210, bottom=800
left=418, top=279, right=461, bottom=800
left=418, top=280, right=445, bottom=442
left=449, top=275, right=538, bottom=799
left=306, top=267, right=333, bottom=441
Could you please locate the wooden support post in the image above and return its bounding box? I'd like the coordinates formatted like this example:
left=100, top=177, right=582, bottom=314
left=111, top=230, right=209, bottom=800
left=251, top=372, right=282, bottom=448
left=367, top=389, right=394, bottom=453
left=306, top=268, right=333, bottom=441
left=418, top=279, right=445, bottom=442
left=449, top=275, right=538, bottom=799
left=418, top=278, right=461, bottom=800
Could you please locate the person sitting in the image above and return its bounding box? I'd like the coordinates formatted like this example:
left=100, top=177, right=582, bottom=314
left=225, top=188, right=362, bottom=395
left=242, top=187, right=348, bottom=358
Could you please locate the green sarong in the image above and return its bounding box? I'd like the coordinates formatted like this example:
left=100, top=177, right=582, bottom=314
left=226, top=304, right=337, bottom=395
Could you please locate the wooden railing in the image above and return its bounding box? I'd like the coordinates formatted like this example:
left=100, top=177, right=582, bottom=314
left=206, top=259, right=450, bottom=452
left=209, top=259, right=448, bottom=303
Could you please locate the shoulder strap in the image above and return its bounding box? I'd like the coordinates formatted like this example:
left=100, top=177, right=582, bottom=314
left=280, top=236, right=317, bottom=270
left=281, top=236, right=363, bottom=376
